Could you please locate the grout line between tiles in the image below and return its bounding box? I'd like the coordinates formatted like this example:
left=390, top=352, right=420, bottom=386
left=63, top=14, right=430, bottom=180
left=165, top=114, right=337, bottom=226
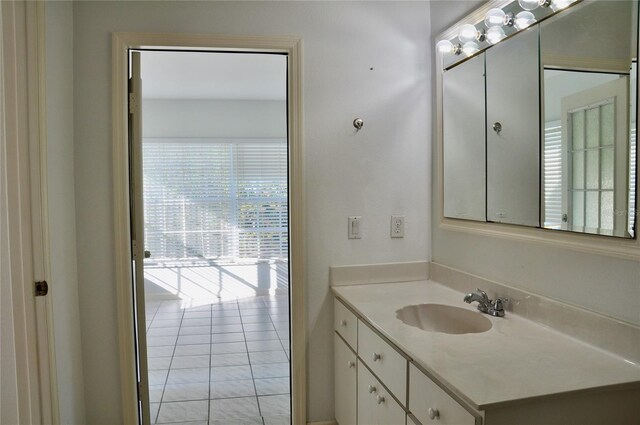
left=238, top=298, right=263, bottom=421
left=207, top=301, right=214, bottom=425
left=156, top=300, right=186, bottom=423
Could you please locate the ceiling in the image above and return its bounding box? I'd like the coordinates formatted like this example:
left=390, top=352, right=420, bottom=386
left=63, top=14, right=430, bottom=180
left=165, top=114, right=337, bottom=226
left=140, top=51, right=287, bottom=100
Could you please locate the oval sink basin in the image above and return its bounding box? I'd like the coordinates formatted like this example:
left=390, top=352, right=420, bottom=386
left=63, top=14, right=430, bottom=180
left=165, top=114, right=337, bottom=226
left=396, top=303, right=492, bottom=334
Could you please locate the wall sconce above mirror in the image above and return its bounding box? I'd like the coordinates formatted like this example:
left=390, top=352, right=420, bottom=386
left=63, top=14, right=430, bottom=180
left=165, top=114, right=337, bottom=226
left=438, top=0, right=638, bottom=240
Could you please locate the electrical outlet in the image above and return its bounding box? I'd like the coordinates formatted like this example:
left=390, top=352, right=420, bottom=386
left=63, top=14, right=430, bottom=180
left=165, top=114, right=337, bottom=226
left=391, top=215, right=404, bottom=238
left=348, top=216, right=362, bottom=239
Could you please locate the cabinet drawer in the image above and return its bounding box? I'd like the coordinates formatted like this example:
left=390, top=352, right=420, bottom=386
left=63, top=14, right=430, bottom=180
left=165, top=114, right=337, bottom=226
left=409, top=363, right=476, bottom=425
left=335, top=298, right=358, bottom=349
left=358, top=360, right=406, bottom=425
left=358, top=321, right=407, bottom=406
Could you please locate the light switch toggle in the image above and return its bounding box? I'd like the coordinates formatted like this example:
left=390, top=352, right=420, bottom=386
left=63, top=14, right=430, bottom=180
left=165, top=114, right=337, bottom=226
left=348, top=216, right=362, bottom=239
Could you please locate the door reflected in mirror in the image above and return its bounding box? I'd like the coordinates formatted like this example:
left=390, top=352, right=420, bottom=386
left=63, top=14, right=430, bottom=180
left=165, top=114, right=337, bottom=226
left=541, top=0, right=637, bottom=238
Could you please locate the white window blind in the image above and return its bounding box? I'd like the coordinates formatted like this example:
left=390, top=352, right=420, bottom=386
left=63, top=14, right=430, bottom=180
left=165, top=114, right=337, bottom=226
left=544, top=121, right=563, bottom=229
left=143, top=138, right=288, bottom=261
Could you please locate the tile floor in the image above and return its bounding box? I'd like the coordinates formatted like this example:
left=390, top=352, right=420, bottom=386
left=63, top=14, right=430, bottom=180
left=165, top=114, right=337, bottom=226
left=145, top=295, right=291, bottom=425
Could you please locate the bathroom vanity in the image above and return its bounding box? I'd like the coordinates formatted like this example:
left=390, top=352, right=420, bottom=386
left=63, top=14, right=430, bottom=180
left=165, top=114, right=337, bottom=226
left=332, top=281, right=640, bottom=425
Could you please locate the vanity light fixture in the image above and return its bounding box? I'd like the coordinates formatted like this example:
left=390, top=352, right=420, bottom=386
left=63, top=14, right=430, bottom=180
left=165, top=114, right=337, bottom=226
left=550, top=0, right=575, bottom=11
left=436, top=0, right=576, bottom=58
left=518, top=0, right=552, bottom=11
left=458, top=23, right=486, bottom=43
left=462, top=41, right=480, bottom=56
left=436, top=39, right=462, bottom=55
left=514, top=11, right=537, bottom=29
left=484, top=8, right=515, bottom=28
left=486, top=26, right=507, bottom=44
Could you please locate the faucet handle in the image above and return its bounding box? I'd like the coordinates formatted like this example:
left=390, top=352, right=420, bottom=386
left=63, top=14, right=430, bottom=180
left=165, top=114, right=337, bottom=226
left=494, top=297, right=508, bottom=305
left=491, top=297, right=508, bottom=312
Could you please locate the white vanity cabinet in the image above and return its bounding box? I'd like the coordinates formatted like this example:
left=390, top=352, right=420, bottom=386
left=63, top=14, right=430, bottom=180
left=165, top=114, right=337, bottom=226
left=409, top=364, right=476, bottom=425
left=358, top=360, right=406, bottom=425
left=335, top=295, right=358, bottom=348
left=334, top=297, right=409, bottom=425
left=335, top=334, right=357, bottom=425
left=357, top=320, right=407, bottom=406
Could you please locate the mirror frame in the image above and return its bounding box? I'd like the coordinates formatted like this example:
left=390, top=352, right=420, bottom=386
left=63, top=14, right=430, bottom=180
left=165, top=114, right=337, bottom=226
left=435, top=0, right=640, bottom=261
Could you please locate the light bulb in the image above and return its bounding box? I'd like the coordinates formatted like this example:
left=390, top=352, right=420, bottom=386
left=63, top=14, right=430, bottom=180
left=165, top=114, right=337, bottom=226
left=518, top=0, right=544, bottom=11
left=514, top=11, right=536, bottom=29
left=485, top=8, right=506, bottom=28
left=486, top=27, right=506, bottom=45
left=436, top=39, right=454, bottom=54
left=458, top=24, right=479, bottom=43
left=462, top=41, right=480, bottom=57
left=551, top=0, right=574, bottom=11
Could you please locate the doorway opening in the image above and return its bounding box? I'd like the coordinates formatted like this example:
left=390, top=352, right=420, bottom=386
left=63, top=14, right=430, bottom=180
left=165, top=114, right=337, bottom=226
left=131, top=50, right=291, bottom=424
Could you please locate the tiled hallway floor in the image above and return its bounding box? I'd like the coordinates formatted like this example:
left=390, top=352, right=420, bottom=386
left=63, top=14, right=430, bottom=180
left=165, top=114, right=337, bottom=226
left=145, top=295, right=291, bottom=425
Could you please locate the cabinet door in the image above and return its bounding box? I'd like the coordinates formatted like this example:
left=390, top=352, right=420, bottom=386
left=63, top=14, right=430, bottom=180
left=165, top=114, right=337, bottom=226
left=335, top=334, right=357, bottom=425
left=486, top=27, right=540, bottom=227
left=357, top=361, right=380, bottom=425
left=358, top=361, right=406, bottom=425
left=376, top=385, right=406, bottom=425
left=443, top=52, right=486, bottom=221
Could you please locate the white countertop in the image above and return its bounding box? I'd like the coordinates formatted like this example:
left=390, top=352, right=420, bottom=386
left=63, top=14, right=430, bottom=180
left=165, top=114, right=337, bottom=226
left=332, top=280, right=640, bottom=410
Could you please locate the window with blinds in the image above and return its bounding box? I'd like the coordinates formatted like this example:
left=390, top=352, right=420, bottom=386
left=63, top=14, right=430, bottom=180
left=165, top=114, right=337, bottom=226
left=142, top=138, right=288, bottom=262
left=544, top=120, right=563, bottom=229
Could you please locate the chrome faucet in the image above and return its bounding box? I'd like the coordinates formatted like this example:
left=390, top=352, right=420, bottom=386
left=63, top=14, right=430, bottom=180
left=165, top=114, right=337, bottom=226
left=464, top=288, right=507, bottom=317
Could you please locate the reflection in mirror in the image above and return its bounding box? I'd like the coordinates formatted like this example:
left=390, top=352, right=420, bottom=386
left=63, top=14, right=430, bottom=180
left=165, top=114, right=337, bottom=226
left=541, top=0, right=638, bottom=238
left=443, top=53, right=486, bottom=221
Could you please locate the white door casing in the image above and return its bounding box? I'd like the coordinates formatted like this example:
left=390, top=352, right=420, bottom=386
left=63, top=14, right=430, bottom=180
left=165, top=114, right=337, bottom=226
left=112, top=33, right=305, bottom=425
left=1, top=0, right=56, bottom=423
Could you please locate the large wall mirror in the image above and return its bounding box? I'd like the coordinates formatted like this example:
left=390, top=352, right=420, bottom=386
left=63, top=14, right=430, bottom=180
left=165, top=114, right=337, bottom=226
left=440, top=0, right=638, bottom=239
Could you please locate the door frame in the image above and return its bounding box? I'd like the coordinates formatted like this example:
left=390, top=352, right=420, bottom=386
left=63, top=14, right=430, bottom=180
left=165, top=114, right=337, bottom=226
left=112, top=32, right=305, bottom=424
left=1, top=0, right=57, bottom=423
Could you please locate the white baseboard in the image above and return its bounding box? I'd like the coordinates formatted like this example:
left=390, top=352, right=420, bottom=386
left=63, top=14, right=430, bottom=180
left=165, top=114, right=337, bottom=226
left=307, top=421, right=337, bottom=425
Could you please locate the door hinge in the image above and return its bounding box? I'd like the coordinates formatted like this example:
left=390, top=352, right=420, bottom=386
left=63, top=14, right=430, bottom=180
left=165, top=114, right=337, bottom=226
left=132, top=240, right=138, bottom=260
left=35, top=280, right=49, bottom=296
left=129, top=92, right=138, bottom=114
left=137, top=382, right=143, bottom=401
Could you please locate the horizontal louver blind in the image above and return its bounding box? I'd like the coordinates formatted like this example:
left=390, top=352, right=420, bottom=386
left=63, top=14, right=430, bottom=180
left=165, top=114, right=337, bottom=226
left=544, top=121, right=563, bottom=229
left=236, top=143, right=288, bottom=259
left=143, top=138, right=287, bottom=261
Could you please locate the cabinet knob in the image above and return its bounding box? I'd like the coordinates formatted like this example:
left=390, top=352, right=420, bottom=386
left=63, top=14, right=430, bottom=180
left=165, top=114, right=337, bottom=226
left=347, top=361, right=355, bottom=368
left=428, top=407, right=440, bottom=420
left=340, top=320, right=347, bottom=327
left=368, top=385, right=377, bottom=394
left=373, top=352, right=382, bottom=362
left=376, top=395, right=385, bottom=405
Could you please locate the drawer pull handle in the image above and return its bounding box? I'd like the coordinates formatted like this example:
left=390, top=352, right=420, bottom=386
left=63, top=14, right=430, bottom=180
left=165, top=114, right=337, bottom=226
left=340, top=320, right=347, bottom=327
left=347, top=361, right=355, bottom=368
left=372, top=352, right=382, bottom=362
left=428, top=408, right=440, bottom=420
left=376, top=395, right=385, bottom=405
left=368, top=385, right=377, bottom=394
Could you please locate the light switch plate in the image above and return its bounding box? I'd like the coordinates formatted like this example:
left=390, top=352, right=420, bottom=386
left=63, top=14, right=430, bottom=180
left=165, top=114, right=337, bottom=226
left=348, top=216, right=362, bottom=239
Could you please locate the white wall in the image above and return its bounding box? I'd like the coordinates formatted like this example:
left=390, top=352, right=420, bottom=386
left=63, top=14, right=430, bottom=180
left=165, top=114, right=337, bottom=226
left=45, top=2, right=86, bottom=423
left=142, top=99, right=286, bottom=138
left=431, top=1, right=640, bottom=326
left=72, top=2, right=431, bottom=423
